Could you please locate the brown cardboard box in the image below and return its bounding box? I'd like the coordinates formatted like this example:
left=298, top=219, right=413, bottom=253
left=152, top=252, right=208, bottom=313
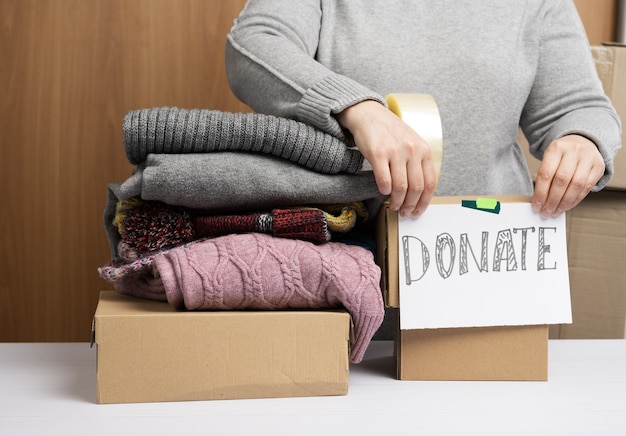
left=592, top=43, right=626, bottom=189
left=553, top=190, right=626, bottom=339
left=397, top=325, right=548, bottom=381
left=522, top=43, right=626, bottom=190
left=376, top=199, right=550, bottom=381
left=376, top=203, right=400, bottom=308
left=94, top=291, right=351, bottom=404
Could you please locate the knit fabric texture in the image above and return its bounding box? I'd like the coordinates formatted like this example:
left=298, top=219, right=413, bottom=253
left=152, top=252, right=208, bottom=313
left=97, top=239, right=193, bottom=283
left=194, top=208, right=330, bottom=243
left=123, top=107, right=364, bottom=174
left=102, top=153, right=385, bottom=260
left=110, top=233, right=384, bottom=363
left=98, top=248, right=158, bottom=283
left=117, top=201, right=195, bottom=253
left=113, top=199, right=344, bottom=255
left=313, top=201, right=369, bottom=232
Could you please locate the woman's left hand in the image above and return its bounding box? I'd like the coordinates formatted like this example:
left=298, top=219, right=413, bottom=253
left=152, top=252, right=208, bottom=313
left=532, top=134, right=605, bottom=218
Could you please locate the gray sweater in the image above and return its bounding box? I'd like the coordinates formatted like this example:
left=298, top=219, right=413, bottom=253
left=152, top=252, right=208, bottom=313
left=123, top=107, right=364, bottom=174
left=225, top=0, right=622, bottom=196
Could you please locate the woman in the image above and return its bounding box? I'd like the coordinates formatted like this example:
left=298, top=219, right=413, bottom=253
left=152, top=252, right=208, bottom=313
left=225, top=0, right=621, bottom=219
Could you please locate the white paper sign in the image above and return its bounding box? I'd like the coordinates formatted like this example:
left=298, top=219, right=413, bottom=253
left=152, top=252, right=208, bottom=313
left=398, top=200, right=572, bottom=330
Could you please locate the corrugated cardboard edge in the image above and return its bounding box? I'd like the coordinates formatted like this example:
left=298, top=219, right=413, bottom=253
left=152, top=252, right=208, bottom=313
left=376, top=202, right=398, bottom=308
left=554, top=190, right=626, bottom=339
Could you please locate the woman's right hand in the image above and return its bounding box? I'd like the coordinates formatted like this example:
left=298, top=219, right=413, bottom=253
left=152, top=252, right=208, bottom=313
left=337, top=100, right=437, bottom=217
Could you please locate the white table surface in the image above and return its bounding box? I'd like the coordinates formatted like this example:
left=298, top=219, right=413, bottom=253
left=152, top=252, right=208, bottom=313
left=1, top=340, right=625, bottom=436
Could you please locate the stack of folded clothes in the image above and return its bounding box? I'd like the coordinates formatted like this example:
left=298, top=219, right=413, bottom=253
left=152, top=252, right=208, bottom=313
left=98, top=107, right=388, bottom=363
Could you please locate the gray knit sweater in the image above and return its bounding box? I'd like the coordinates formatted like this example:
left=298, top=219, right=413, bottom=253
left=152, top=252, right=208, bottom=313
left=225, top=0, right=622, bottom=196
left=123, top=107, right=364, bottom=174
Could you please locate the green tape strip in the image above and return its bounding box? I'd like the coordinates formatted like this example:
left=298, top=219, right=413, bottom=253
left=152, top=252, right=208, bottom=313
left=461, top=198, right=501, bottom=214
left=476, top=198, right=498, bottom=210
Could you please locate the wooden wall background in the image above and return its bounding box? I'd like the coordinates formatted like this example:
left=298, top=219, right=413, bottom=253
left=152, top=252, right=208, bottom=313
left=0, top=0, right=619, bottom=342
left=0, top=0, right=249, bottom=342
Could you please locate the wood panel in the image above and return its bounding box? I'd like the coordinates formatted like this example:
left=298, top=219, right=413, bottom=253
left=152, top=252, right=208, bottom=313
left=574, top=0, right=619, bottom=44
left=0, top=0, right=249, bottom=341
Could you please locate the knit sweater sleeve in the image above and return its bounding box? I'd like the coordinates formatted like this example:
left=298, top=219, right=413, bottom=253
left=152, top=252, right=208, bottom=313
left=520, top=0, right=622, bottom=191
left=225, top=0, right=385, bottom=139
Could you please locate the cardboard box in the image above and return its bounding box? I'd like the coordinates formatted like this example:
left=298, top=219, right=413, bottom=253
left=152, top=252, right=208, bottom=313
left=552, top=190, right=626, bottom=339
left=377, top=190, right=626, bottom=379
left=376, top=203, right=400, bottom=308
left=94, top=291, right=351, bottom=404
left=522, top=43, right=625, bottom=190
left=376, top=200, right=550, bottom=381
left=397, top=324, right=548, bottom=381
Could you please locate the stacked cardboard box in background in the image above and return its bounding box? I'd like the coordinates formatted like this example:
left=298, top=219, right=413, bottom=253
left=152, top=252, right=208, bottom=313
left=522, top=43, right=626, bottom=340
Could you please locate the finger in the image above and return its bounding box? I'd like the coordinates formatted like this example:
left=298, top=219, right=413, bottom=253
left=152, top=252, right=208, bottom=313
left=411, top=157, right=437, bottom=217
left=400, top=159, right=424, bottom=218
left=555, top=159, right=602, bottom=215
left=532, top=144, right=563, bottom=214
left=388, top=159, right=408, bottom=213
left=539, top=154, right=578, bottom=218
left=370, top=159, right=393, bottom=197
left=552, top=165, right=588, bottom=216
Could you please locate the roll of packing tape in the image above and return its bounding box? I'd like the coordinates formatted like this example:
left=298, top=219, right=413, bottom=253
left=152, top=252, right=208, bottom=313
left=386, top=93, right=443, bottom=183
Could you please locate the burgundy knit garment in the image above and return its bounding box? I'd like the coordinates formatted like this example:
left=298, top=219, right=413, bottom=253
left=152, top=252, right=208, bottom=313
left=119, top=202, right=194, bottom=253
left=153, top=233, right=384, bottom=363
left=118, top=202, right=331, bottom=256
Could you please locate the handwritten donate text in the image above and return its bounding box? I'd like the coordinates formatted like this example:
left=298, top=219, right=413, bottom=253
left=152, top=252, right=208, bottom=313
left=397, top=200, right=571, bottom=329
left=402, top=226, right=558, bottom=285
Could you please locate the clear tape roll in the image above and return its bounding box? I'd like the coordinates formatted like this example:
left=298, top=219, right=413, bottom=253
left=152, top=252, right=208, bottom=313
left=385, top=93, right=443, bottom=183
